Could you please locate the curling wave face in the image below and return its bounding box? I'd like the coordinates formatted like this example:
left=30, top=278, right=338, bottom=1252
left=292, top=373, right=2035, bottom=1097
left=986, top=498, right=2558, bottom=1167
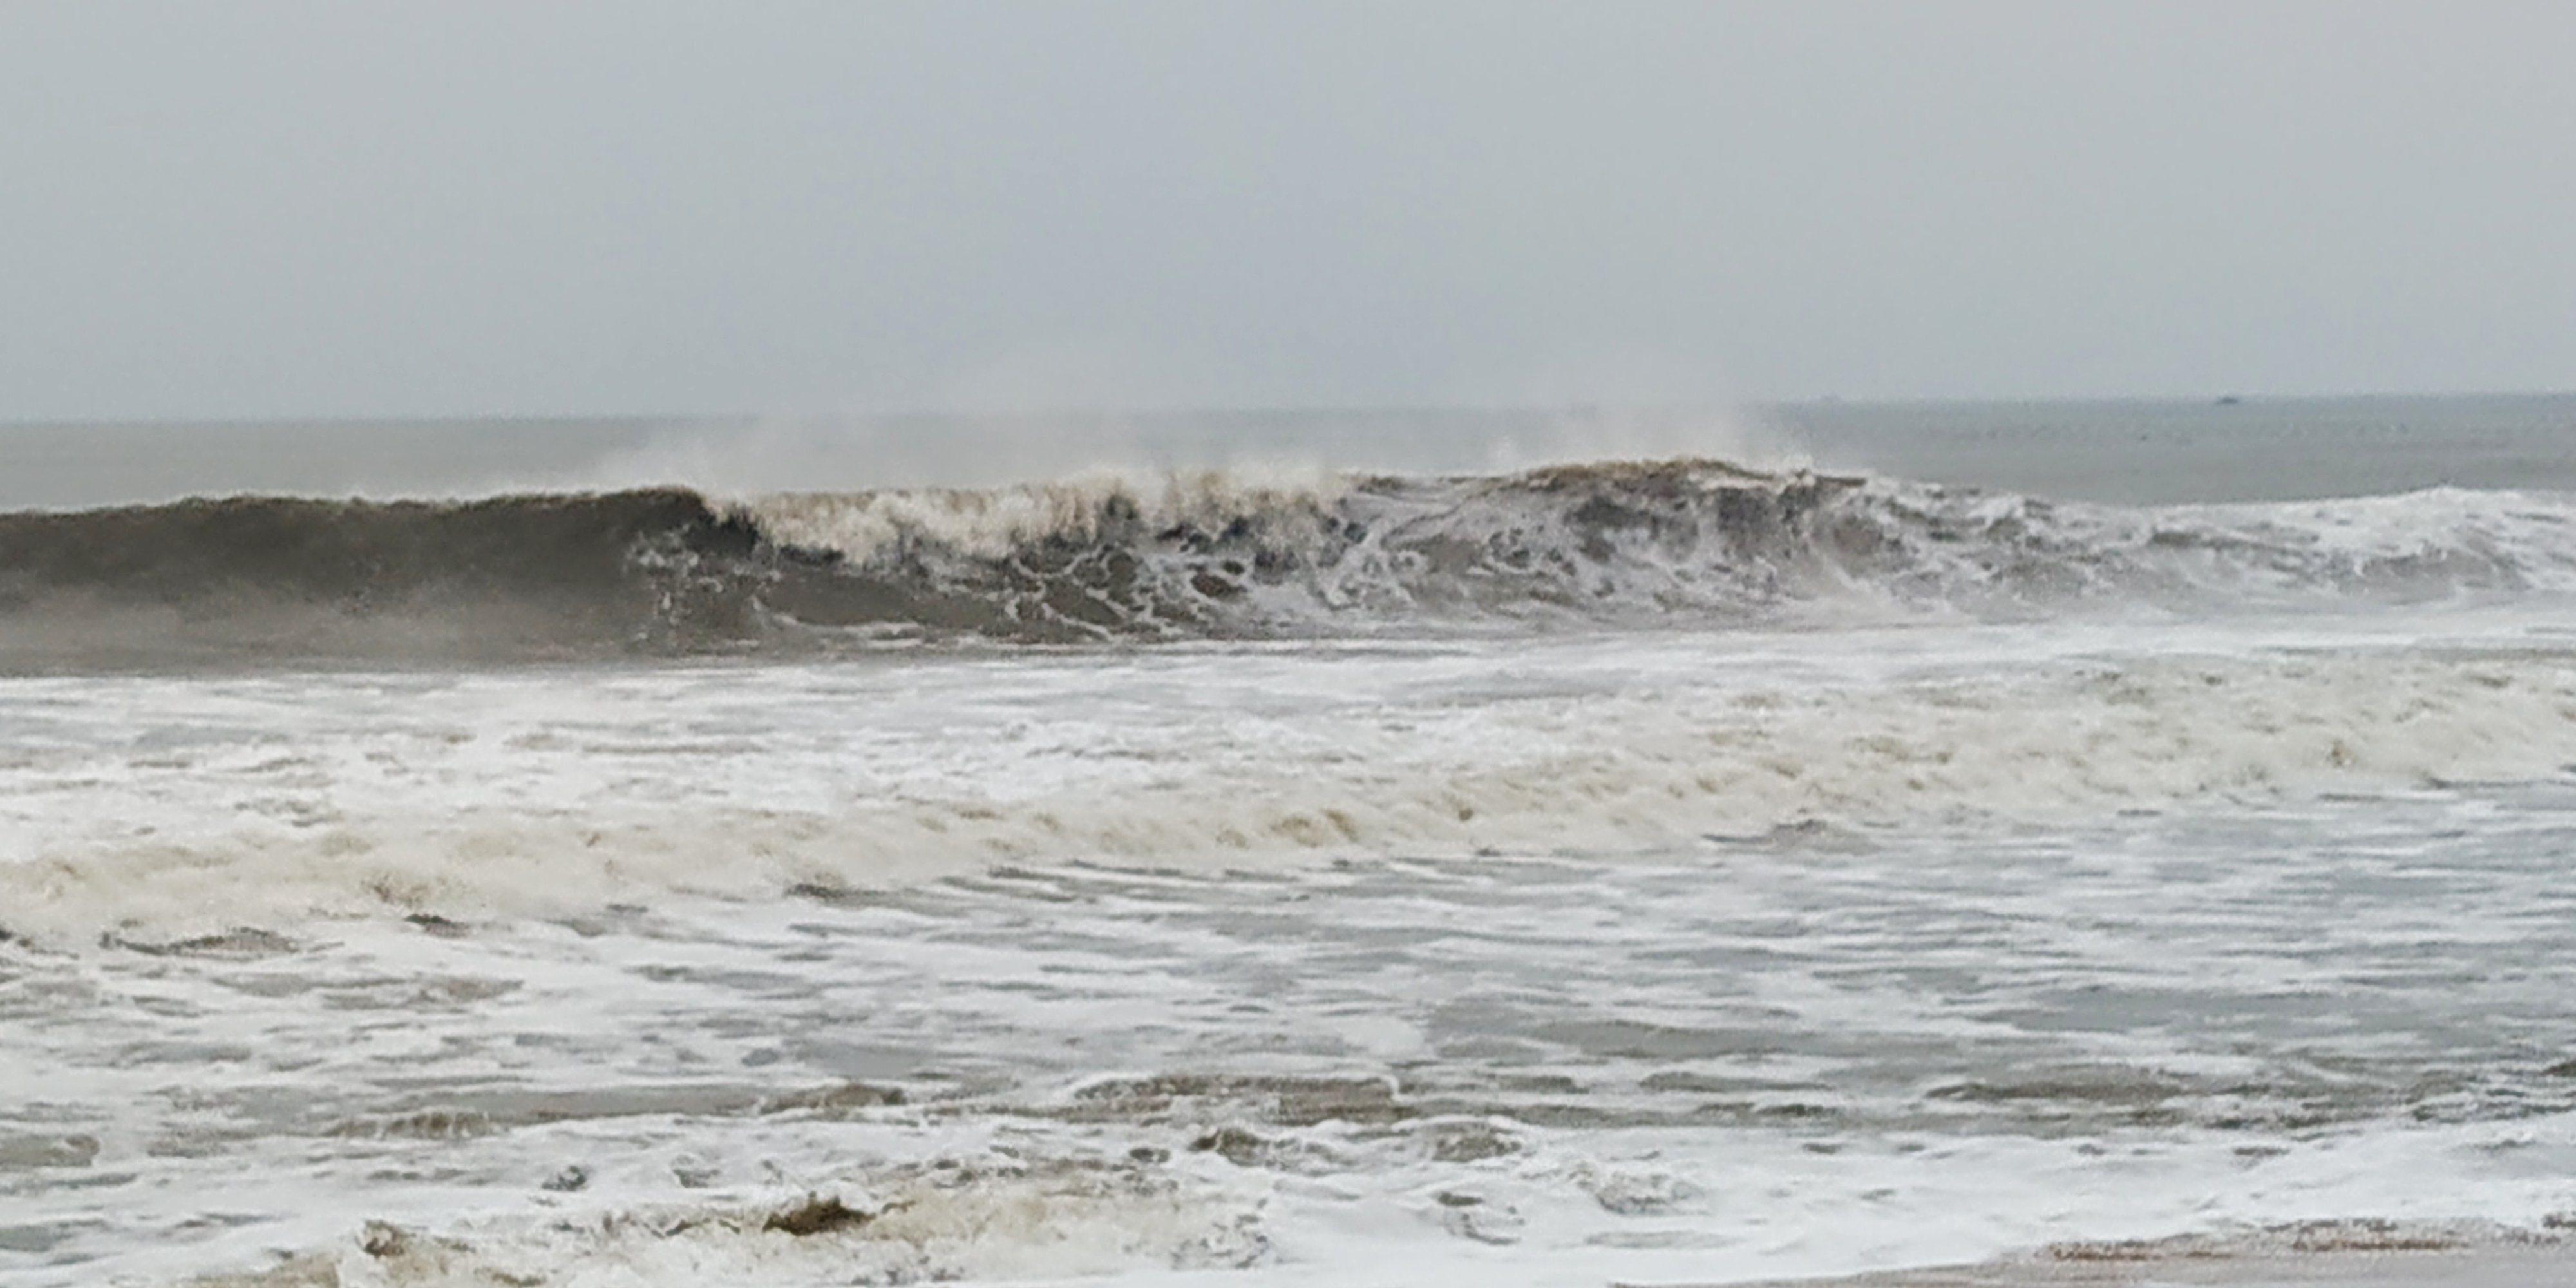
left=3, top=458, right=2573, bottom=666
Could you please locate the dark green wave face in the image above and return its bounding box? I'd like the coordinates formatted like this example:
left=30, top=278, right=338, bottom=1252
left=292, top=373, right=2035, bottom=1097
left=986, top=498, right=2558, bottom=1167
left=0, top=488, right=763, bottom=669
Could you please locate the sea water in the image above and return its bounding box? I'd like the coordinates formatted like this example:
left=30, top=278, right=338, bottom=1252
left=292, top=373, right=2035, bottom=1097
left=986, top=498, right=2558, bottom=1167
left=4, top=397, right=2576, bottom=1286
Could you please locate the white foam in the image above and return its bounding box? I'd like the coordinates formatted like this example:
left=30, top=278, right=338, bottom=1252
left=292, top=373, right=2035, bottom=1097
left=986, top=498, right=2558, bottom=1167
left=6, top=624, right=2573, bottom=941
left=99, top=1105, right=2576, bottom=1288
left=15, top=737, right=2576, bottom=1286
left=290, top=1168, right=1265, bottom=1288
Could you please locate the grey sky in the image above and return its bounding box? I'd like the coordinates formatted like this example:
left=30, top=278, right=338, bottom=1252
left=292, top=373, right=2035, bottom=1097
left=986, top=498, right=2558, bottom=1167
left=2, top=1, right=2569, bottom=419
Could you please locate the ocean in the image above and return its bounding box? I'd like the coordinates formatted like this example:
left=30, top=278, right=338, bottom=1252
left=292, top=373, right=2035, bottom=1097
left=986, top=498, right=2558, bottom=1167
left=5, top=395, right=2576, bottom=1287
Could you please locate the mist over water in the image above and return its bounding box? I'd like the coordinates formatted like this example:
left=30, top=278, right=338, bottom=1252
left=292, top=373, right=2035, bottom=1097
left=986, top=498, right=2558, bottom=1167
left=0, top=404, right=1799, bottom=513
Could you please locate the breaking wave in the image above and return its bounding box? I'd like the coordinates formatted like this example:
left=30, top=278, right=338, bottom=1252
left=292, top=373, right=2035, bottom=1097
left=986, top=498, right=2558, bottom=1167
left=3, top=459, right=2572, bottom=666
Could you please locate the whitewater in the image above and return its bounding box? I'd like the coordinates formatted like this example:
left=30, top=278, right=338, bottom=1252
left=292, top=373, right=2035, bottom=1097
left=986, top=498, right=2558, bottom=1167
left=6, top=398, right=2576, bottom=1287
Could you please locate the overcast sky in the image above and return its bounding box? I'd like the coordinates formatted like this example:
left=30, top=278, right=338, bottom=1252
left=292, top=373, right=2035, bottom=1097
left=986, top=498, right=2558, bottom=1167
left=2, top=1, right=2569, bottom=419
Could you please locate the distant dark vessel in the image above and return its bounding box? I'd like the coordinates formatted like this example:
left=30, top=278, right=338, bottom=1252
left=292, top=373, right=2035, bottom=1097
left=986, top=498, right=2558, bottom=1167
left=2215, top=395, right=2244, bottom=406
